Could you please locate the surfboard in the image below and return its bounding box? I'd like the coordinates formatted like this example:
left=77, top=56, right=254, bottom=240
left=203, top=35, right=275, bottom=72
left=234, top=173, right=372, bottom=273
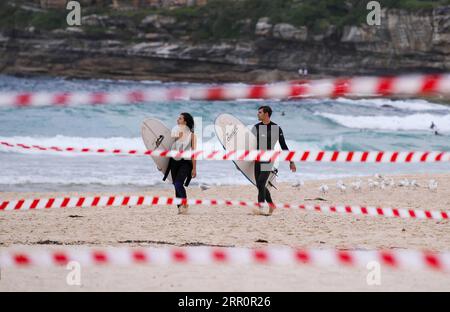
left=141, top=118, right=175, bottom=182
left=214, top=113, right=278, bottom=188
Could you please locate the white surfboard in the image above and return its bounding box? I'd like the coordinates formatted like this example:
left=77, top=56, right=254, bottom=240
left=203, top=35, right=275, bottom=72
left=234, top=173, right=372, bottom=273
left=214, top=113, right=278, bottom=188
left=141, top=118, right=175, bottom=182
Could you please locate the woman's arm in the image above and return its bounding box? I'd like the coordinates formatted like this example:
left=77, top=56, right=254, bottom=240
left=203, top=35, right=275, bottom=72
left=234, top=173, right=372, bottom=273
left=191, top=133, right=197, bottom=178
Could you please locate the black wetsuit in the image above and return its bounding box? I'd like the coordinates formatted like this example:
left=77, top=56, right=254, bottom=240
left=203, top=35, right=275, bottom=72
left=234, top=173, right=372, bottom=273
left=251, top=121, right=290, bottom=204
left=163, top=154, right=193, bottom=204
left=168, top=159, right=192, bottom=198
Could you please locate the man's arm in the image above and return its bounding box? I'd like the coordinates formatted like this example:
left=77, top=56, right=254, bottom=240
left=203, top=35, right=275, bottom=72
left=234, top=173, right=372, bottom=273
left=279, top=126, right=297, bottom=172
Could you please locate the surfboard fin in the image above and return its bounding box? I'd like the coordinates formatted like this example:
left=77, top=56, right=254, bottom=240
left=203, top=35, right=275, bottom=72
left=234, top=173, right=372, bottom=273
left=268, top=181, right=278, bottom=190
left=268, top=168, right=278, bottom=189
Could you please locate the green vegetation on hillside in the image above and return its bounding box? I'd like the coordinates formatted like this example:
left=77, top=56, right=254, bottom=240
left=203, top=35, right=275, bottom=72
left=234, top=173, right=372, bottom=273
left=177, top=0, right=450, bottom=39
left=0, top=1, right=66, bottom=31
left=1, top=0, right=449, bottom=40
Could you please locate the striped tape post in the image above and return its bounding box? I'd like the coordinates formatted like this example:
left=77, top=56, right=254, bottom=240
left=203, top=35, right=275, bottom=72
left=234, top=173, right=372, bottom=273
left=1, top=194, right=448, bottom=221
left=1, top=247, right=449, bottom=273
left=0, top=74, right=449, bottom=108
left=1, top=141, right=449, bottom=163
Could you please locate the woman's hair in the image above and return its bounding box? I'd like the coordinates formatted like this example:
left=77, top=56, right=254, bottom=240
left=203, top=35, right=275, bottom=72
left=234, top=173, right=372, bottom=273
left=180, top=112, right=194, bottom=132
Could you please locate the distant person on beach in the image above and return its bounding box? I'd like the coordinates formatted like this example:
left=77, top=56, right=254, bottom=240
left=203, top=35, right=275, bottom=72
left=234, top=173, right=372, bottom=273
left=430, top=121, right=441, bottom=136
left=163, top=112, right=197, bottom=214
left=251, top=106, right=297, bottom=216
left=298, top=67, right=308, bottom=76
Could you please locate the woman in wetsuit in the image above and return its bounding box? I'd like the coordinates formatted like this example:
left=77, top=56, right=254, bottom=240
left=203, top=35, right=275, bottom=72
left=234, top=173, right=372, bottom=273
left=163, top=113, right=197, bottom=214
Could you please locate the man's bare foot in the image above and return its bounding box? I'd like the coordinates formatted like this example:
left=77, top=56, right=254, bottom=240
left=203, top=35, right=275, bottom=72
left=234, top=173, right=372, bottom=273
left=177, top=204, right=188, bottom=215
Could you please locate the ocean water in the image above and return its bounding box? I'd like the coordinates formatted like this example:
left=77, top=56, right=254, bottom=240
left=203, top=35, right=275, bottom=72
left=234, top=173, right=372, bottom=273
left=0, top=75, right=449, bottom=192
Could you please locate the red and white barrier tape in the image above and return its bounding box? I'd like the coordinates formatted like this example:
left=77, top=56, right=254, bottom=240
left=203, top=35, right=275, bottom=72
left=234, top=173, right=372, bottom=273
left=1, top=141, right=449, bottom=163
left=1, top=246, right=449, bottom=272
left=0, top=74, right=449, bottom=108
left=1, top=194, right=449, bottom=221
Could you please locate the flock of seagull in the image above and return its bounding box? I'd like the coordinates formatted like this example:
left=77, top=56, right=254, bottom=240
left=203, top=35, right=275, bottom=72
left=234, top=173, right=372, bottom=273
left=197, top=175, right=439, bottom=194
left=291, top=174, right=439, bottom=194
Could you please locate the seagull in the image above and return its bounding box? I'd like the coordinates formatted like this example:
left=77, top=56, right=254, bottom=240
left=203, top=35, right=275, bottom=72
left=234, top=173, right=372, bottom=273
left=410, top=180, right=420, bottom=187
left=398, top=179, right=410, bottom=187
left=336, top=180, right=346, bottom=193
left=385, top=178, right=395, bottom=188
left=337, top=184, right=346, bottom=193
left=368, top=179, right=379, bottom=190
left=374, top=173, right=383, bottom=181
left=199, top=183, right=211, bottom=191
left=380, top=178, right=392, bottom=189
left=351, top=179, right=362, bottom=191
left=319, top=184, right=329, bottom=194
left=428, top=179, right=438, bottom=191
left=292, top=180, right=305, bottom=188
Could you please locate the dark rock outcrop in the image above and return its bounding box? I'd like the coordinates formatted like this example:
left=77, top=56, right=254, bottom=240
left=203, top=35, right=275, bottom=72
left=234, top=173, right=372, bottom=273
left=0, top=7, right=449, bottom=83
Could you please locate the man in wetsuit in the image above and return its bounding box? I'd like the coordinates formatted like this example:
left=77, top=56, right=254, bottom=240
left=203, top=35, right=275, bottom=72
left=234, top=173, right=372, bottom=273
left=251, top=106, right=296, bottom=215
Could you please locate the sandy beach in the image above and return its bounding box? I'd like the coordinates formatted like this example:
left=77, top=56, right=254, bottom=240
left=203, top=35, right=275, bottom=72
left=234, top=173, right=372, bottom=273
left=2, top=0, right=450, bottom=295
left=1, top=172, right=449, bottom=291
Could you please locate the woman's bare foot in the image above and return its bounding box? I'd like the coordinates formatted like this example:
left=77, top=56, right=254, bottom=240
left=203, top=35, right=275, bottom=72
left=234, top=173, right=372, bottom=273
left=252, top=207, right=264, bottom=215
left=252, top=207, right=273, bottom=216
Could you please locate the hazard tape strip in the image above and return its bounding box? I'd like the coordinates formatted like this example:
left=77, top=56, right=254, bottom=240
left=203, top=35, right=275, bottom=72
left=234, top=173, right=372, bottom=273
left=0, top=74, right=449, bottom=107
left=1, top=247, right=449, bottom=273
left=1, top=141, right=448, bottom=163
left=1, top=194, right=448, bottom=221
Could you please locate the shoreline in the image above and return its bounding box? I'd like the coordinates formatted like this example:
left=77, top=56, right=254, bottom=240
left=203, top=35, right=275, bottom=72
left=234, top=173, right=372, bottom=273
left=2, top=71, right=328, bottom=85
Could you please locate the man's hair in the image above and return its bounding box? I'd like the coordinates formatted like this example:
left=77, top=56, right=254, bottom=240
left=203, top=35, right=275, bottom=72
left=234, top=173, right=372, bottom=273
left=258, top=106, right=272, bottom=117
